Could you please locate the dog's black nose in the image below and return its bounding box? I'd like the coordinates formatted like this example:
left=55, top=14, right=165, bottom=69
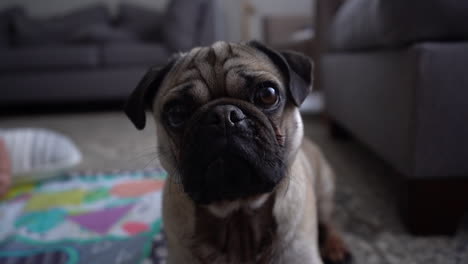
left=203, top=105, right=246, bottom=127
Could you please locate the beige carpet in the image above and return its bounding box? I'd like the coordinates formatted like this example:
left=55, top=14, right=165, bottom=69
left=1, top=111, right=466, bottom=264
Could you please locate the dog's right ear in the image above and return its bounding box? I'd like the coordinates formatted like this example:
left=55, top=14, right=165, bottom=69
left=124, top=60, right=176, bottom=130
left=247, top=41, right=312, bottom=107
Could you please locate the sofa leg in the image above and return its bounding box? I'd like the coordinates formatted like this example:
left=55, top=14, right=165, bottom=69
left=328, top=119, right=352, bottom=140
left=399, top=178, right=468, bottom=236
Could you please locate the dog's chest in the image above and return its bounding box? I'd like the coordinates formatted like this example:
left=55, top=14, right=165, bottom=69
left=191, top=198, right=277, bottom=264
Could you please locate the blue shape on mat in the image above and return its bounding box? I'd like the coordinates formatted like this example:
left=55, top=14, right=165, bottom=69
left=15, top=209, right=66, bottom=233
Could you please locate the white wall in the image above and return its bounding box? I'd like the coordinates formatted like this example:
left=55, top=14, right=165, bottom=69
left=221, top=0, right=314, bottom=42
left=0, top=0, right=314, bottom=42
left=242, top=0, right=315, bottom=41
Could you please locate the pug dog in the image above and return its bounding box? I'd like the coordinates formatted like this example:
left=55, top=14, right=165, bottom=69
left=125, top=41, right=351, bottom=264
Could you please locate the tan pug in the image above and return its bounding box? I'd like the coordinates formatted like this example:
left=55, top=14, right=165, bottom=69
left=125, top=41, right=351, bottom=264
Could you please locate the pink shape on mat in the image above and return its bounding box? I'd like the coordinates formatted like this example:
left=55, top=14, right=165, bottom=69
left=69, top=205, right=133, bottom=234
left=123, top=221, right=149, bottom=235
left=111, top=179, right=164, bottom=198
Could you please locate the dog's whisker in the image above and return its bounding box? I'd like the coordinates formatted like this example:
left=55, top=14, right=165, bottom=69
left=134, top=145, right=159, bottom=151
left=126, top=150, right=170, bottom=166
left=143, top=156, right=160, bottom=169
left=129, top=151, right=158, bottom=161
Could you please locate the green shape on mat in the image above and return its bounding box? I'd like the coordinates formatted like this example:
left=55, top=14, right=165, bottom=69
left=15, top=209, right=67, bottom=233
left=68, top=209, right=87, bottom=216
left=25, top=190, right=87, bottom=211
left=108, top=198, right=138, bottom=207
left=84, top=188, right=109, bottom=203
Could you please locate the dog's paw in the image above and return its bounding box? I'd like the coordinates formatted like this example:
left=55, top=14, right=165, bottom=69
left=322, top=246, right=352, bottom=264
left=320, top=224, right=352, bottom=264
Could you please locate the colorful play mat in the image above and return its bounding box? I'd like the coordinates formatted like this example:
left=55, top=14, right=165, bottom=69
left=0, top=169, right=168, bottom=264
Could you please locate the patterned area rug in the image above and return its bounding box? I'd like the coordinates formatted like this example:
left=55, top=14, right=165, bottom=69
left=0, top=169, right=167, bottom=264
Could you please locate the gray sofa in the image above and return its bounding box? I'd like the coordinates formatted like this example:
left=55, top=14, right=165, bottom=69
left=0, top=0, right=223, bottom=107
left=321, top=0, right=468, bottom=235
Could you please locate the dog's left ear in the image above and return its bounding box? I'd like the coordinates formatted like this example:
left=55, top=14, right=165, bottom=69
left=247, top=41, right=313, bottom=106
left=124, top=60, right=176, bottom=130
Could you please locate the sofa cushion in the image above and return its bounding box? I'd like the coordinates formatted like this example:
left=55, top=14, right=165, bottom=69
left=13, top=5, right=111, bottom=46
left=0, top=45, right=99, bottom=71
left=162, top=0, right=207, bottom=52
left=70, top=23, right=137, bottom=44
left=101, top=43, right=170, bottom=67
left=0, top=6, right=24, bottom=47
left=116, top=3, right=163, bottom=41
left=329, top=0, right=468, bottom=51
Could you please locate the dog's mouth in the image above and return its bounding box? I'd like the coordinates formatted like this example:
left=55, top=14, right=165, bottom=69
left=183, top=151, right=278, bottom=205
left=179, top=101, right=286, bottom=205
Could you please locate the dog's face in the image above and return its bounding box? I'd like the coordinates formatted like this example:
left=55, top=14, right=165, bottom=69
left=125, top=41, right=312, bottom=205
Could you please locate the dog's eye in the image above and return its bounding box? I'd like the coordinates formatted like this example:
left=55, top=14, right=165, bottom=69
left=166, top=104, right=189, bottom=128
left=255, top=84, right=279, bottom=108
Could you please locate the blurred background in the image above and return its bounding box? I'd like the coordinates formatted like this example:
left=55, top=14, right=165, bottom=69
left=0, top=0, right=318, bottom=110
left=1, top=0, right=468, bottom=263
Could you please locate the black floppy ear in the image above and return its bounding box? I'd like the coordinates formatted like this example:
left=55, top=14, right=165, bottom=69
left=124, top=61, right=175, bottom=130
left=247, top=40, right=313, bottom=106
left=280, top=50, right=313, bottom=105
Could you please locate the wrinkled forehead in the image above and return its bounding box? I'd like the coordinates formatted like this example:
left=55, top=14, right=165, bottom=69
left=156, top=42, right=284, bottom=106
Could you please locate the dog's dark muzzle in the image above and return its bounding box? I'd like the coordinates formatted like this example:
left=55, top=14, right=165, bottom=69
left=180, top=104, right=285, bottom=205
left=203, top=104, right=247, bottom=130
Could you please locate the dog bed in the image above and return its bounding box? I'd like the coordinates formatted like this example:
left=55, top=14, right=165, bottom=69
left=0, top=169, right=168, bottom=264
